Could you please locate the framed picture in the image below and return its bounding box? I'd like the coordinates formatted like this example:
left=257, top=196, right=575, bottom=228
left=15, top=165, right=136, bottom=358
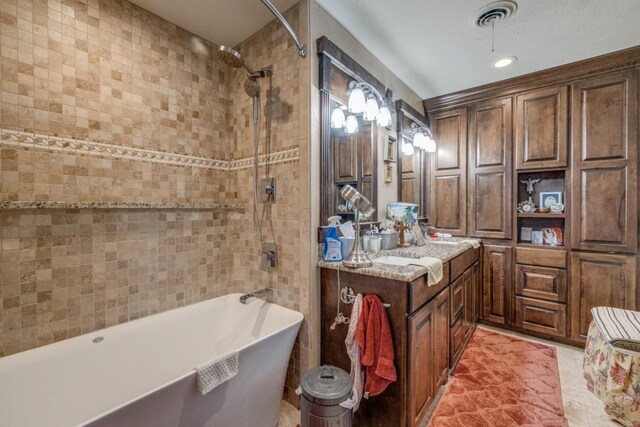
left=540, top=191, right=563, bottom=208
left=384, top=165, right=393, bottom=184
left=384, top=136, right=396, bottom=163
left=531, top=230, right=544, bottom=245
left=520, top=227, right=533, bottom=242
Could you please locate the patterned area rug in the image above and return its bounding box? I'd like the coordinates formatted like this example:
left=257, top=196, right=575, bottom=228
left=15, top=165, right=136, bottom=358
left=428, top=328, right=568, bottom=427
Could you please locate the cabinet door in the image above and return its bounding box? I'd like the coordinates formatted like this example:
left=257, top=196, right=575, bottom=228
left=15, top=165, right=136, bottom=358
left=482, top=244, right=513, bottom=324
left=469, top=97, right=513, bottom=239
left=450, top=275, right=464, bottom=324
left=515, top=264, right=567, bottom=302
left=463, top=268, right=474, bottom=337
left=472, top=262, right=481, bottom=323
left=334, top=132, right=357, bottom=183
left=430, top=108, right=467, bottom=236
left=570, top=252, right=637, bottom=341
left=515, top=86, right=568, bottom=169
left=433, top=288, right=450, bottom=395
left=571, top=70, right=638, bottom=253
left=408, top=302, right=434, bottom=427
left=358, top=125, right=376, bottom=209
left=515, top=297, right=567, bottom=337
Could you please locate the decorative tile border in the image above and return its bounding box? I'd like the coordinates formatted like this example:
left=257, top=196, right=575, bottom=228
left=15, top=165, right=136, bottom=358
left=230, top=148, right=301, bottom=170
left=0, top=128, right=299, bottom=171
left=0, top=201, right=246, bottom=210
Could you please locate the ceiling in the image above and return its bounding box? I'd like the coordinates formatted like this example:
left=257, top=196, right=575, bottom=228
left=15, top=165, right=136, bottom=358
left=128, top=0, right=299, bottom=48
left=316, top=0, right=640, bottom=99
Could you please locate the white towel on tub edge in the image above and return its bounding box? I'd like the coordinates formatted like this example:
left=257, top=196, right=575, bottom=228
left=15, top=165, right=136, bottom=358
left=196, top=351, right=239, bottom=395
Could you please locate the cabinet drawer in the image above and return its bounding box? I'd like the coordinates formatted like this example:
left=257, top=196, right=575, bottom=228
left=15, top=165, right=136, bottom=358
left=450, top=275, right=464, bottom=325
left=516, top=247, right=566, bottom=269
left=409, top=262, right=450, bottom=314
left=450, top=247, right=480, bottom=281
left=515, top=297, right=567, bottom=337
left=515, top=264, right=567, bottom=302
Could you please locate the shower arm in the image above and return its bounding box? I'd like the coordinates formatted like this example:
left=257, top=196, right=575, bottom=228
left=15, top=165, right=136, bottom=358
left=259, top=0, right=307, bottom=58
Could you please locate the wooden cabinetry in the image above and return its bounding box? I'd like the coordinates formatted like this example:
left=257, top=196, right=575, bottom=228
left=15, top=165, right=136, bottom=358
left=400, top=149, right=423, bottom=206
left=320, top=247, right=479, bottom=427
left=430, top=108, right=467, bottom=236
left=334, top=132, right=358, bottom=183
left=469, top=97, right=513, bottom=239
left=515, top=86, right=568, bottom=169
left=571, top=70, right=638, bottom=253
left=408, top=301, right=434, bottom=427
left=432, top=288, right=450, bottom=394
left=570, top=252, right=637, bottom=341
left=482, top=244, right=513, bottom=325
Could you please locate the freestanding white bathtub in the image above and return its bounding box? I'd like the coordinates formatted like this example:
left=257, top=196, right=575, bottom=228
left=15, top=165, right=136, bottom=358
left=0, top=293, right=303, bottom=427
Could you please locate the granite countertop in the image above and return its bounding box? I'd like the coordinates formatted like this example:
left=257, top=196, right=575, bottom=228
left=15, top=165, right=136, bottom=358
left=318, top=237, right=480, bottom=282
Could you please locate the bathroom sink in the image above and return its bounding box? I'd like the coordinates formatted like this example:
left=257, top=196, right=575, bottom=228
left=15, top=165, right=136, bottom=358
left=373, top=256, right=413, bottom=266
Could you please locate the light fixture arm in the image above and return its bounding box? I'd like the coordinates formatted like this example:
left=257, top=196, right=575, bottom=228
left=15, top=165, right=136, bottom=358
left=410, top=122, right=433, bottom=139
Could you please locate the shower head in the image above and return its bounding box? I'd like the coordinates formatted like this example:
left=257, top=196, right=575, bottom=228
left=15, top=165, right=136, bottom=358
left=217, top=45, right=254, bottom=73
left=244, top=78, right=261, bottom=98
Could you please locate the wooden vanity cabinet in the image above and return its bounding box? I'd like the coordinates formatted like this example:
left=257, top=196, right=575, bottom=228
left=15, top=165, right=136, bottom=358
left=320, top=248, right=479, bottom=427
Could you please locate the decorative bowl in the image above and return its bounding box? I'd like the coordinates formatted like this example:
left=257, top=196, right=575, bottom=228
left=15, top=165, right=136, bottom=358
left=538, top=207, right=551, bottom=213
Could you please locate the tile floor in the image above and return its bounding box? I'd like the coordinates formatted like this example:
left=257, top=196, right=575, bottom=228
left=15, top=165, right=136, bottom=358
left=278, top=325, right=618, bottom=427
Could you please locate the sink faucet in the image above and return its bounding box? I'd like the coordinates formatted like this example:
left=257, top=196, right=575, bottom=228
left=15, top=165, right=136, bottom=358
left=239, top=288, right=273, bottom=304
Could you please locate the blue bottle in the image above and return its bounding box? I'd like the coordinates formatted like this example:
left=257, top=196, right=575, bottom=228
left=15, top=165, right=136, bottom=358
left=323, top=216, right=343, bottom=262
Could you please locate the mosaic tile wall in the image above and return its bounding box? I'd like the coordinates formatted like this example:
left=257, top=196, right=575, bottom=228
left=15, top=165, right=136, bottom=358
left=226, top=1, right=311, bottom=404
left=0, top=208, right=230, bottom=356
left=0, top=0, right=313, bottom=405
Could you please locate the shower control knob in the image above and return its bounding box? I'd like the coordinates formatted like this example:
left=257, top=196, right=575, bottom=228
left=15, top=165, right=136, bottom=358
left=259, top=177, right=276, bottom=203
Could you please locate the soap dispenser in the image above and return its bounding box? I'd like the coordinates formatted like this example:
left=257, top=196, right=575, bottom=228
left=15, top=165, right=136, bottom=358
left=323, top=216, right=343, bottom=262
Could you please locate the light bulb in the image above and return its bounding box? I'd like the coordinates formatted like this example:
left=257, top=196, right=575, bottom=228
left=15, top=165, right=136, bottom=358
left=345, top=115, right=358, bottom=134
left=424, top=135, right=436, bottom=153
left=494, top=56, right=517, bottom=68
left=363, top=95, right=379, bottom=121
left=413, top=132, right=427, bottom=150
left=348, top=86, right=366, bottom=113
left=402, top=139, right=414, bottom=156
left=330, top=107, right=346, bottom=129
left=377, top=105, right=391, bottom=127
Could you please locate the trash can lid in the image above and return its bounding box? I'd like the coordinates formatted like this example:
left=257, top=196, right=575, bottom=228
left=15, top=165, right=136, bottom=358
left=301, top=365, right=353, bottom=406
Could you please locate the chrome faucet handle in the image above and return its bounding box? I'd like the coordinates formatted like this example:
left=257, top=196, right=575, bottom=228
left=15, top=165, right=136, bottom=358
left=239, top=288, right=273, bottom=304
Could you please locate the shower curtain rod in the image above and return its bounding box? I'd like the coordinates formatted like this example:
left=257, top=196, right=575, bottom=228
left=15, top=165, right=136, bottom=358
left=259, top=0, right=307, bottom=58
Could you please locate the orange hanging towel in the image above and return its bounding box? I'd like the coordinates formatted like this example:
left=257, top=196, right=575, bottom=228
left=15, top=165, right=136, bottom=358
left=355, top=294, right=397, bottom=397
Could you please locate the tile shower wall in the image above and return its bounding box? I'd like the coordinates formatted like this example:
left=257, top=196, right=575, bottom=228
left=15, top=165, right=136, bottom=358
left=0, top=0, right=233, bottom=356
left=0, top=0, right=313, bottom=404
left=226, top=1, right=311, bottom=404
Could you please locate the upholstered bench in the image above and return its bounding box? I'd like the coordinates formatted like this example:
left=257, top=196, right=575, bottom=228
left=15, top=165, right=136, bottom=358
left=583, top=307, right=640, bottom=426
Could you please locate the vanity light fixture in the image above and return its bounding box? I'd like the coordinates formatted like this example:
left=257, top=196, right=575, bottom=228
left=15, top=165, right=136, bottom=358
left=348, top=85, right=366, bottom=113
left=347, top=80, right=393, bottom=129
left=377, top=105, right=392, bottom=127
left=410, top=122, right=436, bottom=152
left=401, top=138, right=415, bottom=156
left=330, top=106, right=346, bottom=128
left=363, top=94, right=380, bottom=121
left=345, top=114, right=359, bottom=134
left=493, top=56, right=517, bottom=68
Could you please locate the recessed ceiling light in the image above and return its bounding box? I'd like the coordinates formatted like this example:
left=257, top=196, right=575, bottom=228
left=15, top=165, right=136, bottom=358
left=494, top=56, right=517, bottom=68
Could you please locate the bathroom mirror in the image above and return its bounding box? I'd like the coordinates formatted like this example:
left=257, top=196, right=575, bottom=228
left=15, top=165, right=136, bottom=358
left=396, top=100, right=430, bottom=219
left=318, top=37, right=401, bottom=226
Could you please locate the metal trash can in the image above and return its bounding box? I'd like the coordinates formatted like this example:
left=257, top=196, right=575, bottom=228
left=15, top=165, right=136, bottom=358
left=300, top=365, right=353, bottom=427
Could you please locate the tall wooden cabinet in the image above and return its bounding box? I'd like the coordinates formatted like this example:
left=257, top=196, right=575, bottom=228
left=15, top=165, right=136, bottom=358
left=571, top=71, right=638, bottom=254
left=468, top=97, right=513, bottom=239
left=425, top=50, right=640, bottom=346
left=430, top=108, right=467, bottom=236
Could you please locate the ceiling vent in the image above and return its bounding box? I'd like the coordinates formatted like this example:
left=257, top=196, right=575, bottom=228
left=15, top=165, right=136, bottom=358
left=474, top=1, right=518, bottom=28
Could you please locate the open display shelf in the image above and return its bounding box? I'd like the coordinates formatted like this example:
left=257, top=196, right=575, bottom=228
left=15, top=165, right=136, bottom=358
left=516, top=170, right=567, bottom=248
